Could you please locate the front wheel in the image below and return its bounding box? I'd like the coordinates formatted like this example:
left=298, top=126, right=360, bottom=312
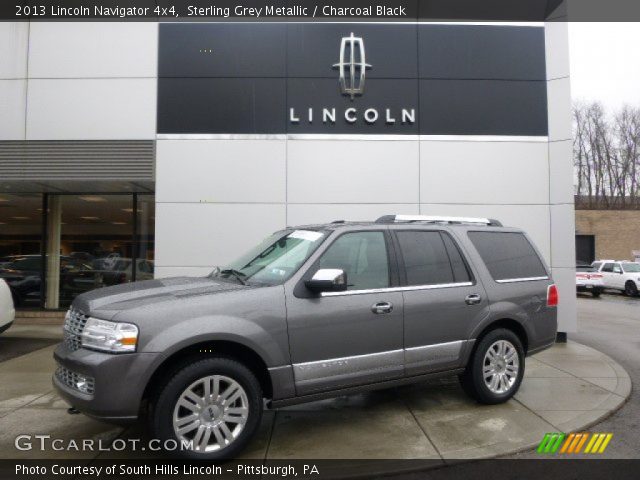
left=150, top=357, right=263, bottom=460
left=625, top=281, right=639, bottom=297
left=460, top=328, right=525, bottom=404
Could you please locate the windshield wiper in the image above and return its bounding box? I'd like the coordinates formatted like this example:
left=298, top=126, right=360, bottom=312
left=219, top=269, right=247, bottom=285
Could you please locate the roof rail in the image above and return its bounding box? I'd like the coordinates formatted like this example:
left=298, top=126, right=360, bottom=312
left=375, top=214, right=503, bottom=227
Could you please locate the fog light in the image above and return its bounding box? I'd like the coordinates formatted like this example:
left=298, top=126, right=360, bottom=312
left=75, top=375, right=92, bottom=395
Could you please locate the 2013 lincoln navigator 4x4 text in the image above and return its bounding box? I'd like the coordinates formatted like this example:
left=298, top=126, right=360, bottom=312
left=53, top=215, right=558, bottom=459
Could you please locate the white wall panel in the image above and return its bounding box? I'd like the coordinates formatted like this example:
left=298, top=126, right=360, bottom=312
left=420, top=203, right=551, bottom=265
left=287, top=203, right=419, bottom=226
left=0, top=23, right=29, bottom=79
left=551, top=267, right=578, bottom=333
left=550, top=203, right=576, bottom=268
left=26, top=79, right=156, bottom=140
left=0, top=80, right=26, bottom=140
left=28, top=23, right=157, bottom=78
left=549, top=140, right=574, bottom=204
left=156, top=140, right=286, bottom=203
left=547, top=77, right=572, bottom=142
left=155, top=203, right=286, bottom=268
left=420, top=141, right=549, bottom=205
left=544, top=21, right=570, bottom=80
left=287, top=140, right=419, bottom=204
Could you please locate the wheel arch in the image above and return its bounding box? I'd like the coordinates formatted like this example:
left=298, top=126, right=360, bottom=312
left=142, top=339, right=273, bottom=409
left=470, top=318, right=529, bottom=357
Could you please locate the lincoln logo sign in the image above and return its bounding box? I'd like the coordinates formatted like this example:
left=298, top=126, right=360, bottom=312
left=333, top=32, right=371, bottom=100
left=288, top=33, right=416, bottom=127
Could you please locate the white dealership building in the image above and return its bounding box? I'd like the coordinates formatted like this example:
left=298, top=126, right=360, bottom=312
left=0, top=8, right=576, bottom=333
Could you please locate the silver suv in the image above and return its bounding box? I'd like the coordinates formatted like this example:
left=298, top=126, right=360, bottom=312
left=54, top=215, right=558, bottom=459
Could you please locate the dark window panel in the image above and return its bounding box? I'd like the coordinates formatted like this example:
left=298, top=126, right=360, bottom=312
left=419, top=79, right=548, bottom=136
left=468, top=231, right=547, bottom=281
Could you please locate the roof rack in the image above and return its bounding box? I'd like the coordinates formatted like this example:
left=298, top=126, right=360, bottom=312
left=375, top=215, right=503, bottom=227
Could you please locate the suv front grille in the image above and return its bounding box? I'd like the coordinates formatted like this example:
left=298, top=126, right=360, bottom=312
left=63, top=308, right=89, bottom=352
left=55, top=364, right=95, bottom=395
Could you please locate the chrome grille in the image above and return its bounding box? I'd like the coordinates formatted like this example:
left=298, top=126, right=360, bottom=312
left=55, top=364, right=95, bottom=395
left=62, top=308, right=89, bottom=352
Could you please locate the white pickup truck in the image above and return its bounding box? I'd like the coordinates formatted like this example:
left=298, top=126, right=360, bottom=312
left=592, top=260, right=640, bottom=297
left=0, top=278, right=15, bottom=334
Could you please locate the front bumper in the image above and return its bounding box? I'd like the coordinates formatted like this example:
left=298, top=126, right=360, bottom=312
left=53, top=343, right=159, bottom=423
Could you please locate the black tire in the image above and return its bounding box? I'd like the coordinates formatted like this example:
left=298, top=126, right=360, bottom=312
left=150, top=356, right=263, bottom=460
left=459, top=328, right=525, bottom=404
left=592, top=289, right=601, bottom=298
left=625, top=281, right=639, bottom=297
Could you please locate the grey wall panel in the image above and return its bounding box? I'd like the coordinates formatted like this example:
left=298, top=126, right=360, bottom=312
left=287, top=23, right=418, bottom=79
left=419, top=80, right=548, bottom=136
left=418, top=25, right=546, bottom=80
left=157, top=78, right=286, bottom=134
left=0, top=141, right=154, bottom=181
left=159, top=23, right=286, bottom=78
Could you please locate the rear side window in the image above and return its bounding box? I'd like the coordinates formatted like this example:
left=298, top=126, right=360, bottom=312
left=601, top=263, right=614, bottom=273
left=396, top=231, right=471, bottom=286
left=468, top=231, right=547, bottom=282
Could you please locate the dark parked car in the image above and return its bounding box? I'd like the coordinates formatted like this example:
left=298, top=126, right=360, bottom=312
left=53, top=215, right=558, bottom=459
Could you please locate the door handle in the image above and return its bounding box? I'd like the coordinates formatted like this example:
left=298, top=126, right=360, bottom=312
left=465, top=294, right=482, bottom=305
left=371, top=302, right=393, bottom=314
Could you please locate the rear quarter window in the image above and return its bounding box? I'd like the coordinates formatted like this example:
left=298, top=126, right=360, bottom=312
left=468, top=231, right=547, bottom=282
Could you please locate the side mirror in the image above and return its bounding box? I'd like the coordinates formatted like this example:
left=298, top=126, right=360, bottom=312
left=305, top=269, right=347, bottom=293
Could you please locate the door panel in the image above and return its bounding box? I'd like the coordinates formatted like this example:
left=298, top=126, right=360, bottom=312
left=403, top=285, right=488, bottom=375
left=393, top=229, right=489, bottom=375
left=285, top=230, right=404, bottom=395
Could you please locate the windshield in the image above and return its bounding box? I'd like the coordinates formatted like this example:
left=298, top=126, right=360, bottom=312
left=211, top=229, right=327, bottom=285
left=622, top=263, right=640, bottom=273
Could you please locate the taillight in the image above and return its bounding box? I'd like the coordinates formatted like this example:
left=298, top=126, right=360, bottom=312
left=547, top=284, right=559, bottom=307
left=592, top=274, right=603, bottom=279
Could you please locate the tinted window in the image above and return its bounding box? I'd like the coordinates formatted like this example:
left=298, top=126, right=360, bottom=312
left=601, top=263, right=614, bottom=273
left=613, top=263, right=622, bottom=273
left=396, top=231, right=469, bottom=286
left=441, top=232, right=472, bottom=283
left=318, top=232, right=389, bottom=291
left=468, top=231, right=547, bottom=281
left=591, top=262, right=602, bottom=270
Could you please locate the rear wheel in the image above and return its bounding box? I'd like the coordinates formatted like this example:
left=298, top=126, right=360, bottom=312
left=592, top=289, right=602, bottom=298
left=460, top=328, right=525, bottom=404
left=624, top=281, right=639, bottom=297
left=150, top=357, right=263, bottom=460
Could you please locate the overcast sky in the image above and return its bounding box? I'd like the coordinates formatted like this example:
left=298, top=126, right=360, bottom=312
left=569, top=23, right=640, bottom=110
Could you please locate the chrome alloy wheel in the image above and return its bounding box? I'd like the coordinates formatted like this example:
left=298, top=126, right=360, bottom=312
left=483, top=340, right=519, bottom=394
left=172, top=375, right=249, bottom=453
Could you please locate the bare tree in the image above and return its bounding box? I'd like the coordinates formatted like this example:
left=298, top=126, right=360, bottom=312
left=573, top=102, right=640, bottom=209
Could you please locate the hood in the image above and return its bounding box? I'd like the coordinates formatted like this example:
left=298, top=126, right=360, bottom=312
left=73, top=276, right=246, bottom=320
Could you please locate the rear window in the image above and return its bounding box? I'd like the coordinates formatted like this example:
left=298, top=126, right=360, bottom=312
left=468, top=231, right=547, bottom=282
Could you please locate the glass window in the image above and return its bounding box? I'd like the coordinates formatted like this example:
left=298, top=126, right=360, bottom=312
left=612, top=263, right=622, bottom=274
left=601, top=263, right=614, bottom=273
left=622, top=263, right=640, bottom=273
left=136, top=194, right=155, bottom=281
left=468, top=231, right=547, bottom=281
left=397, top=231, right=462, bottom=286
left=591, top=262, right=602, bottom=270
left=318, top=231, right=389, bottom=291
left=441, top=232, right=472, bottom=283
left=217, top=229, right=327, bottom=286
left=0, top=193, right=44, bottom=308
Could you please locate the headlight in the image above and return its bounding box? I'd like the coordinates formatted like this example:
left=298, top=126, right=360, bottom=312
left=80, top=318, right=138, bottom=353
